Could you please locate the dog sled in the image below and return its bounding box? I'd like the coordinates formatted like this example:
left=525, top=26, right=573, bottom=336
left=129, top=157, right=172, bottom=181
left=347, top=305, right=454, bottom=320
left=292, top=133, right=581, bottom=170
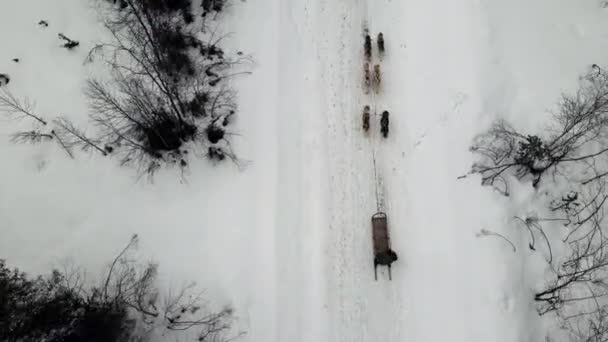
left=371, top=212, right=398, bottom=280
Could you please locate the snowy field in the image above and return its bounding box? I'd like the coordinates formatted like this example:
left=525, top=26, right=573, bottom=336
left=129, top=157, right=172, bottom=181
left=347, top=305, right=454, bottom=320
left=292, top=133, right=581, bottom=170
left=2, top=0, right=608, bottom=341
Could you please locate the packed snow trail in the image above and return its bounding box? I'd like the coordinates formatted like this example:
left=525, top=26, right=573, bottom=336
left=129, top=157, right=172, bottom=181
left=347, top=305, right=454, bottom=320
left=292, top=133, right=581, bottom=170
left=265, top=0, right=519, bottom=340
left=317, top=0, right=409, bottom=340
left=273, top=0, right=329, bottom=341
left=318, top=0, right=532, bottom=340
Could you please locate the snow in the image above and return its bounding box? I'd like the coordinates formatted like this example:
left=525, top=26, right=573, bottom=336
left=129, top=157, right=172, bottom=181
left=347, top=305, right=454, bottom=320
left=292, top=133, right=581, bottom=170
left=2, top=0, right=608, bottom=341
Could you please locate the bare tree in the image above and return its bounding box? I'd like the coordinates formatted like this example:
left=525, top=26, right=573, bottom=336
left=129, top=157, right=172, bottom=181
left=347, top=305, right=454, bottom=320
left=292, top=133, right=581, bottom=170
left=469, top=64, right=608, bottom=341
left=9, top=130, right=53, bottom=144
left=98, top=234, right=242, bottom=341
left=0, top=0, right=250, bottom=177
left=53, top=116, right=108, bottom=156
left=1, top=235, right=241, bottom=342
left=0, top=89, right=78, bottom=159
left=525, top=180, right=608, bottom=342
left=0, top=88, right=47, bottom=125
left=69, top=0, right=250, bottom=175
left=469, top=65, right=608, bottom=195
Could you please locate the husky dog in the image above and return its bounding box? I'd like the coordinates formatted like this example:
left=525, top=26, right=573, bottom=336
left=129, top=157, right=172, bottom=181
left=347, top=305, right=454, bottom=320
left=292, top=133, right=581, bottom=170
left=380, top=110, right=389, bottom=138
left=377, top=32, right=385, bottom=57
left=364, top=34, right=372, bottom=61
left=372, top=64, right=381, bottom=94
left=362, top=105, right=370, bottom=132
left=363, top=62, right=371, bottom=94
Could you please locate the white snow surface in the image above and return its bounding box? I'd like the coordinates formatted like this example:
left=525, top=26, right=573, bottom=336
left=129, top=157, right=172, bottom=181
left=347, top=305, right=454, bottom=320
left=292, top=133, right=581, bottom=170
left=2, top=0, right=608, bottom=341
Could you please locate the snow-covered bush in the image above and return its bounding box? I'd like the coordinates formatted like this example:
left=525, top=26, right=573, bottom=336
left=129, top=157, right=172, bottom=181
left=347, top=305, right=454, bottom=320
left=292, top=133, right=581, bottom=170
left=0, top=259, right=132, bottom=342
left=470, top=64, right=608, bottom=195
left=0, top=0, right=249, bottom=177
left=201, top=0, right=227, bottom=14
left=533, top=182, right=608, bottom=341
left=75, top=0, right=250, bottom=175
left=0, top=235, right=238, bottom=342
left=470, top=65, right=608, bottom=340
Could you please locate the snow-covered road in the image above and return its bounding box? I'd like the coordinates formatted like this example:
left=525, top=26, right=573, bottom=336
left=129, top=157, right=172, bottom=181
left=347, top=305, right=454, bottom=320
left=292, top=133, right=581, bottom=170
left=256, top=0, right=526, bottom=340
left=261, top=0, right=549, bottom=340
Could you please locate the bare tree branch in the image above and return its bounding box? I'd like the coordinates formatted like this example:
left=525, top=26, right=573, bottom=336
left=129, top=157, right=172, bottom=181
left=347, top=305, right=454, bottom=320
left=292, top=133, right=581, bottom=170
left=0, top=89, right=47, bottom=125
left=471, top=65, right=608, bottom=194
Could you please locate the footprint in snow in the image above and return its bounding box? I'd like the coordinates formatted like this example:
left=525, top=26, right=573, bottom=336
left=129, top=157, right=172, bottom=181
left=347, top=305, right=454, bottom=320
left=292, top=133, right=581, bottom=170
left=571, top=23, right=586, bottom=38
left=500, top=292, right=514, bottom=313
left=413, top=132, right=427, bottom=148
left=36, top=158, right=48, bottom=172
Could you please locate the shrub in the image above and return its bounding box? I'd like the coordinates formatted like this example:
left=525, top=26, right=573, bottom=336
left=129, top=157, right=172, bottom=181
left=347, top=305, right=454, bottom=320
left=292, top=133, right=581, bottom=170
left=469, top=65, right=608, bottom=341
left=470, top=65, right=608, bottom=194
left=0, top=0, right=250, bottom=177
left=0, top=235, right=240, bottom=342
